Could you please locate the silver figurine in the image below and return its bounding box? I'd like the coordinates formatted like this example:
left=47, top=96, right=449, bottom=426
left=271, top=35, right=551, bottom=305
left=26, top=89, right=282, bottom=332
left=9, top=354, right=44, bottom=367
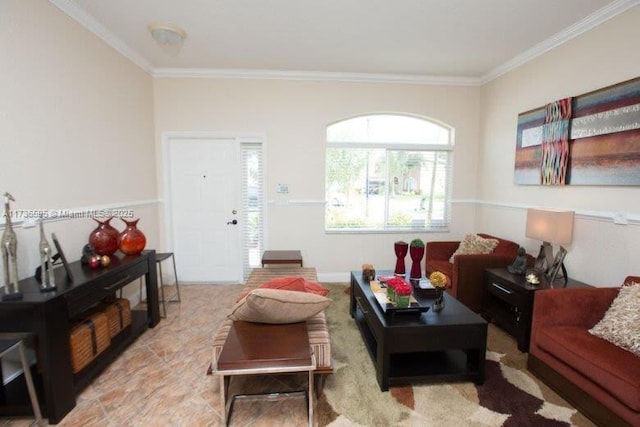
left=1, top=192, right=20, bottom=295
left=38, top=218, right=55, bottom=290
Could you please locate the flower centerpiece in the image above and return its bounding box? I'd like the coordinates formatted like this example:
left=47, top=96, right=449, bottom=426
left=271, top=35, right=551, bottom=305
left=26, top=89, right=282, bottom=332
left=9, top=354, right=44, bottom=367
left=429, top=271, right=447, bottom=312
left=386, top=277, right=400, bottom=303
left=394, top=281, right=413, bottom=308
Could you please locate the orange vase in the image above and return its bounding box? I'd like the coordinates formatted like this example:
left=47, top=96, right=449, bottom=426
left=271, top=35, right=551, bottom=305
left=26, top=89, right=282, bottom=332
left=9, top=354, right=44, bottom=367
left=118, top=218, right=146, bottom=256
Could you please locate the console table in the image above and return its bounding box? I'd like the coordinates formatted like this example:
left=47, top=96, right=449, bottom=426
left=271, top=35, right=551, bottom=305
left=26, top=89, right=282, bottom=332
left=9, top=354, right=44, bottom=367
left=0, top=250, right=160, bottom=423
left=482, top=268, right=589, bottom=352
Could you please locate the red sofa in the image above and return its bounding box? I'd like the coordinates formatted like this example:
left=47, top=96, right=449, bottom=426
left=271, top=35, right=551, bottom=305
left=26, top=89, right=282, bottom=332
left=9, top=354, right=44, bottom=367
left=528, top=276, right=640, bottom=427
left=424, top=233, right=520, bottom=312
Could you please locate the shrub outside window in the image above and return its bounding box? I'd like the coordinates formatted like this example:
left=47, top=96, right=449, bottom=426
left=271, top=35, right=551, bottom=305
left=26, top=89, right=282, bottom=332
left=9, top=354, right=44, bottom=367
left=326, top=114, right=453, bottom=232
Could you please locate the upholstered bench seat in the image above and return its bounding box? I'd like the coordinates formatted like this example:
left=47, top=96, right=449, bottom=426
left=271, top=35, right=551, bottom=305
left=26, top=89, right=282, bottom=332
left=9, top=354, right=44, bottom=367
left=213, top=311, right=332, bottom=371
left=210, top=267, right=333, bottom=384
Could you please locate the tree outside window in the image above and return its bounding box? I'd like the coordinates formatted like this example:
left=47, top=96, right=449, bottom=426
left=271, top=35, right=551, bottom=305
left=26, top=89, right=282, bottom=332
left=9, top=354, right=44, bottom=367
left=326, top=114, right=453, bottom=232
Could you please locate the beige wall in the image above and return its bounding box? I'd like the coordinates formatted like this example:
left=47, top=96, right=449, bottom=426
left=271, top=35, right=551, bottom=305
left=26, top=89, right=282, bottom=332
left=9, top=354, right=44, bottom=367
left=477, top=6, right=640, bottom=285
left=4, top=0, right=638, bottom=286
left=0, top=1, right=158, bottom=288
left=154, top=78, right=480, bottom=278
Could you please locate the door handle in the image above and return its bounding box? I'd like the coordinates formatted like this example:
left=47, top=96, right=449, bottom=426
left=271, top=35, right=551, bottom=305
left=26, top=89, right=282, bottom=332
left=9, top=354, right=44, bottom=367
left=227, top=219, right=238, bottom=225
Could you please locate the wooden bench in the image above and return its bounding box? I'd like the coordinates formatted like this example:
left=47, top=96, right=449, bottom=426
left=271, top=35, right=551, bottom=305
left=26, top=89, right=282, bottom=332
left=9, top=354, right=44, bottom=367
left=215, top=321, right=315, bottom=426
left=210, top=267, right=333, bottom=424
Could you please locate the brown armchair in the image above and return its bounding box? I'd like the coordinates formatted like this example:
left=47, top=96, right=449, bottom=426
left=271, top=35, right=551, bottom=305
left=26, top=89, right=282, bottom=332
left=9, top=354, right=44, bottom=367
left=424, top=233, right=521, bottom=312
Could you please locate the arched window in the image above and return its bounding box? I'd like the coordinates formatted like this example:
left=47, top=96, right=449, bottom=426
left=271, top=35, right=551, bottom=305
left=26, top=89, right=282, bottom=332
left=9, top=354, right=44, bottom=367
left=326, top=114, right=453, bottom=231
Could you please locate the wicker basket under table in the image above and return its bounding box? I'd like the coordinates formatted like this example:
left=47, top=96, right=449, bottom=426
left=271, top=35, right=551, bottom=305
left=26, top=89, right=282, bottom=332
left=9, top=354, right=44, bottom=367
left=102, top=298, right=132, bottom=338
left=69, top=312, right=110, bottom=373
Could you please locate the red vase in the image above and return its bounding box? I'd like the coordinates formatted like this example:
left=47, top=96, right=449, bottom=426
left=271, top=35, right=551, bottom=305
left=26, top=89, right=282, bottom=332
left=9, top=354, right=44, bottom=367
left=89, top=217, right=119, bottom=256
left=394, top=242, right=408, bottom=276
left=409, top=245, right=425, bottom=279
left=118, top=219, right=146, bottom=256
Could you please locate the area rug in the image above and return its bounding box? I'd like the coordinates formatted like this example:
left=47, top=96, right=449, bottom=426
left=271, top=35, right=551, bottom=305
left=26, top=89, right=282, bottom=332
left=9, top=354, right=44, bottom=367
left=317, top=284, right=595, bottom=427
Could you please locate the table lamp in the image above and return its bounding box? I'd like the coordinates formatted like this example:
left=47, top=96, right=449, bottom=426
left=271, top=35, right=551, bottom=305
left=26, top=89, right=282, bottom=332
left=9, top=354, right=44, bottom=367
left=525, top=209, right=574, bottom=281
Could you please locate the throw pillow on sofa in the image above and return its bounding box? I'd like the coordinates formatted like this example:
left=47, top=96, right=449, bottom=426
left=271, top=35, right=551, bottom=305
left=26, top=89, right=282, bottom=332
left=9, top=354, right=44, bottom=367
left=228, top=288, right=331, bottom=324
left=449, top=233, right=500, bottom=263
left=589, top=283, right=640, bottom=355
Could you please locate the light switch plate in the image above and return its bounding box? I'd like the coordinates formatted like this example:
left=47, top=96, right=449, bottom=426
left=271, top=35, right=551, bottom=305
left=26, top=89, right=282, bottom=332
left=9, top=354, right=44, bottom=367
left=276, top=183, right=289, bottom=194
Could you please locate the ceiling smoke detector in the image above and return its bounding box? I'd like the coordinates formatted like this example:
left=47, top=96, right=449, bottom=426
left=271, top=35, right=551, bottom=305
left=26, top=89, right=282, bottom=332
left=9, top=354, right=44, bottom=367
left=148, top=23, right=186, bottom=46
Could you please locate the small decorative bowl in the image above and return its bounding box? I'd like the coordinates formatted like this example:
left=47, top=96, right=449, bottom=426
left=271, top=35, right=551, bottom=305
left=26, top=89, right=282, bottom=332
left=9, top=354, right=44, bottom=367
left=526, top=274, right=540, bottom=284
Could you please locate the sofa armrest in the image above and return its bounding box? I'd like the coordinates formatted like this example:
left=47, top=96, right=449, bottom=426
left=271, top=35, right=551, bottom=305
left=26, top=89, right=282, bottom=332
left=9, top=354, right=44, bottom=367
left=531, top=287, right=619, bottom=330
left=451, top=253, right=515, bottom=312
left=425, top=241, right=460, bottom=261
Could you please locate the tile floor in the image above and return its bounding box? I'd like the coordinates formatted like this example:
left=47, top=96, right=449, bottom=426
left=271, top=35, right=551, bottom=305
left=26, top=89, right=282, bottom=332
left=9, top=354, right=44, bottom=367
left=1, top=284, right=311, bottom=427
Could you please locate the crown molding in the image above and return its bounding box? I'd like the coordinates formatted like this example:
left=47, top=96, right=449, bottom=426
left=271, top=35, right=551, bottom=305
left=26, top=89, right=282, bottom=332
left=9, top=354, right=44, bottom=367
left=49, top=0, right=154, bottom=74
left=152, top=67, right=481, bottom=86
left=481, top=0, right=640, bottom=84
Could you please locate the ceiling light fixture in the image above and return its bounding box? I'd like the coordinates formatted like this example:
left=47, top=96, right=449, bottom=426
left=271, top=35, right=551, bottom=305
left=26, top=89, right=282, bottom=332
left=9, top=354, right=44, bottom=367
left=148, top=23, right=186, bottom=46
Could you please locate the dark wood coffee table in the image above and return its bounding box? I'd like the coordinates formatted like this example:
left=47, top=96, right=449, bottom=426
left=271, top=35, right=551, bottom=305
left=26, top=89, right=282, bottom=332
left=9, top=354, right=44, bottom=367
left=350, top=270, right=487, bottom=391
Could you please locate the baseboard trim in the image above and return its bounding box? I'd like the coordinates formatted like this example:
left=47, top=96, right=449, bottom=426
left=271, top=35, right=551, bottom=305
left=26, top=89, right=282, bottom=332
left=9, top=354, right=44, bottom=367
left=318, top=272, right=351, bottom=283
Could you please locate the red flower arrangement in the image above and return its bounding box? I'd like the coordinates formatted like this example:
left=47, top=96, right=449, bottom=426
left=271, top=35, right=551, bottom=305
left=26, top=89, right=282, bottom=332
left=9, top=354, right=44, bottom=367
left=385, top=277, right=407, bottom=290
left=384, top=277, right=412, bottom=306
left=395, top=283, right=412, bottom=296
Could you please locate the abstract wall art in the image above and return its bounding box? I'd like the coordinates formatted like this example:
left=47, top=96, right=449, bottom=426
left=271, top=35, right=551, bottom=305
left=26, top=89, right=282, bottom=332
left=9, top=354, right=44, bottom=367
left=515, top=77, right=640, bottom=185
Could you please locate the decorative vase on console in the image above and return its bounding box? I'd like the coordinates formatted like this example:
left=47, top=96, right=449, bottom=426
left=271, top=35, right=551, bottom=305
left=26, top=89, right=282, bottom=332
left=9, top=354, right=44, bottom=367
left=394, top=241, right=408, bottom=276
left=429, top=271, right=448, bottom=312
left=118, top=218, right=146, bottom=256
left=433, top=287, right=445, bottom=312
left=89, top=217, right=119, bottom=256
left=409, top=238, right=425, bottom=279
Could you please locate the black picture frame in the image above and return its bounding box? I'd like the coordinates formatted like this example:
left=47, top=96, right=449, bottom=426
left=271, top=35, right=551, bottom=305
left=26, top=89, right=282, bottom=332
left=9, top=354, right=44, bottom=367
left=52, top=233, right=74, bottom=283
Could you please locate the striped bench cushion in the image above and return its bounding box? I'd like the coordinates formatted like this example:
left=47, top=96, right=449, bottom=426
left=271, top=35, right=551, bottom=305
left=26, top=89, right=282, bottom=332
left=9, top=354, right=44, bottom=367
left=212, top=311, right=331, bottom=370
left=212, top=267, right=332, bottom=371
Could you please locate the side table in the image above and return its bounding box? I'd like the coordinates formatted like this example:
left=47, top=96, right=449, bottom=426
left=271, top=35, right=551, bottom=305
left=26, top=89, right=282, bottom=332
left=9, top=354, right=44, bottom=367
left=261, top=250, right=303, bottom=267
left=482, top=268, right=589, bottom=352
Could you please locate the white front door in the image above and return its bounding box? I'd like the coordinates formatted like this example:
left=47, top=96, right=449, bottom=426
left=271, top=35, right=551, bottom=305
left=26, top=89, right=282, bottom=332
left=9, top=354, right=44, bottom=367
left=168, top=138, right=242, bottom=283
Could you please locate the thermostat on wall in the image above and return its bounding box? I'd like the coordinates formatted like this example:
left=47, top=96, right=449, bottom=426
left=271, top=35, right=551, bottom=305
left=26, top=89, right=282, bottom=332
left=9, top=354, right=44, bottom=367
left=276, top=183, right=289, bottom=194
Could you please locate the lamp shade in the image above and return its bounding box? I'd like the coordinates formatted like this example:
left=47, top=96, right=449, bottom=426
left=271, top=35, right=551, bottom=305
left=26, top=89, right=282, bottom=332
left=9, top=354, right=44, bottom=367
left=525, top=209, right=574, bottom=245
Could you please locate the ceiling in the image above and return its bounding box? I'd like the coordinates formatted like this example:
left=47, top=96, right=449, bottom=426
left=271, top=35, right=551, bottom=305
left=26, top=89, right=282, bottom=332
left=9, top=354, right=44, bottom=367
left=54, top=0, right=637, bottom=84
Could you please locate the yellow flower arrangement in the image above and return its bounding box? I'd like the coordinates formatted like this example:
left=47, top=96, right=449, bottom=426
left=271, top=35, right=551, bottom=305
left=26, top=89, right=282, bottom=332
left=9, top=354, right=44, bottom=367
left=429, top=271, right=448, bottom=288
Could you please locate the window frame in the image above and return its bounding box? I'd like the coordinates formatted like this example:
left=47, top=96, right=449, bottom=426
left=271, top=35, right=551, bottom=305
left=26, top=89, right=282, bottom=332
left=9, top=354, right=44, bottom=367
left=325, top=114, right=454, bottom=233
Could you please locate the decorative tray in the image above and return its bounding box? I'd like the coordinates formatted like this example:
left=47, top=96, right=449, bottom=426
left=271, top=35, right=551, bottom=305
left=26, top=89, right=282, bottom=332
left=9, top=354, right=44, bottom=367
left=372, top=292, right=429, bottom=316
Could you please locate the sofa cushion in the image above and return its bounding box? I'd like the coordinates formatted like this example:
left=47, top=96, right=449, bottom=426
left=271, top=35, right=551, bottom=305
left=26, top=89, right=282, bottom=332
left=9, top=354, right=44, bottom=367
left=449, top=233, right=499, bottom=263
left=228, top=288, right=331, bottom=324
left=478, top=233, right=519, bottom=257
left=589, top=283, right=640, bottom=355
left=537, top=325, right=640, bottom=411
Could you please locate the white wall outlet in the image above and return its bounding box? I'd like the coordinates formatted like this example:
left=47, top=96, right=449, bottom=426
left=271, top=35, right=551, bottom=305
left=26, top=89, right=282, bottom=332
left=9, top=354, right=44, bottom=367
left=612, top=212, right=628, bottom=225
left=276, top=183, right=289, bottom=194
